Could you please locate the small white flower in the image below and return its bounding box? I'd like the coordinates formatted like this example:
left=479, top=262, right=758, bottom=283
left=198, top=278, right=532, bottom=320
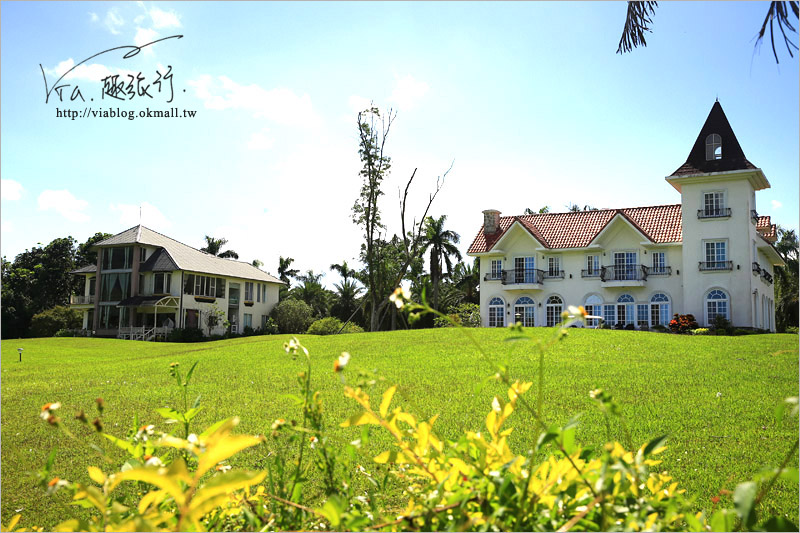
left=492, top=397, right=502, bottom=412
left=716, top=392, right=722, bottom=398
left=188, top=433, right=199, bottom=444
left=144, top=455, right=164, bottom=467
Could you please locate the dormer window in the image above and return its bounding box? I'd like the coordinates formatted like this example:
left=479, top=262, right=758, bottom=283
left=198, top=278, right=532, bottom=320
left=705, top=133, right=722, bottom=160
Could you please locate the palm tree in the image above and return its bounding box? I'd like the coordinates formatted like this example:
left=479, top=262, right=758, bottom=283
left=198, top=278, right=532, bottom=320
left=420, top=215, right=462, bottom=311
left=330, top=260, right=357, bottom=284
left=291, top=270, right=331, bottom=317
left=774, top=226, right=799, bottom=331
left=201, top=236, right=239, bottom=259
left=331, top=278, right=364, bottom=323
left=277, top=256, right=299, bottom=287
left=451, top=260, right=480, bottom=305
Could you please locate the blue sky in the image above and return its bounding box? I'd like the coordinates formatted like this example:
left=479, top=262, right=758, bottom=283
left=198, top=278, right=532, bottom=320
left=1, top=1, right=797, bottom=287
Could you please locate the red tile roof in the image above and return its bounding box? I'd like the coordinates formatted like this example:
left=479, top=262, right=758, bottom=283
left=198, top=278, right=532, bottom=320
left=756, top=215, right=777, bottom=242
left=467, top=204, right=683, bottom=254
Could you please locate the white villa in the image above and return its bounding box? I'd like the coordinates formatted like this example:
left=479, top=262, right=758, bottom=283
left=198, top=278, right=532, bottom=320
left=70, top=225, right=284, bottom=340
left=467, top=101, right=784, bottom=331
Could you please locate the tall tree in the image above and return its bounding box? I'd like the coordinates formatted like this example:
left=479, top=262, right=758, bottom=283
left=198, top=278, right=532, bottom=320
left=330, top=260, right=357, bottom=285
left=75, top=232, right=113, bottom=268
left=290, top=270, right=332, bottom=318
left=774, top=226, right=799, bottom=331
left=330, top=278, right=364, bottom=324
left=420, top=215, right=463, bottom=311
left=200, top=236, right=239, bottom=259
left=278, top=256, right=299, bottom=286
left=451, top=259, right=481, bottom=305
left=353, top=106, right=394, bottom=331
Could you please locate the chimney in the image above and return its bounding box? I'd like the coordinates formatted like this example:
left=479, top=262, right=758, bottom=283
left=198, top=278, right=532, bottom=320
left=482, top=209, right=501, bottom=234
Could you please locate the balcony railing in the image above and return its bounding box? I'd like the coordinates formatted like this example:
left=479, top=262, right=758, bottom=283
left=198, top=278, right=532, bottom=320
left=697, top=207, right=732, bottom=219
left=698, top=260, right=733, bottom=271
left=647, top=266, right=672, bottom=276
left=70, top=294, right=95, bottom=305
left=600, top=265, right=648, bottom=282
left=751, top=210, right=759, bottom=224
left=761, top=270, right=773, bottom=284
left=581, top=269, right=602, bottom=278
left=501, top=268, right=544, bottom=285
left=542, top=269, right=565, bottom=280
left=752, top=262, right=762, bottom=275
left=484, top=272, right=503, bottom=281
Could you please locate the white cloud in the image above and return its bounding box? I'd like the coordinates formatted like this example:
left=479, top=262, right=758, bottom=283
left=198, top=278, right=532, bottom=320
left=104, top=9, right=124, bottom=35
left=134, top=27, right=160, bottom=54
left=388, top=74, right=429, bottom=110
left=348, top=95, right=372, bottom=114
left=37, top=190, right=90, bottom=222
left=247, top=129, right=275, bottom=151
left=110, top=202, right=173, bottom=230
left=44, top=58, right=113, bottom=82
left=1, top=179, right=24, bottom=201
left=148, top=7, right=181, bottom=29
left=187, top=74, right=320, bottom=127
left=771, top=200, right=782, bottom=210
left=89, top=12, right=99, bottom=23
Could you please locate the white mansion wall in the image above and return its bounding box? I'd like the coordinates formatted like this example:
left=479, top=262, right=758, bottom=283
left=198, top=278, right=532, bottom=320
left=678, top=178, right=765, bottom=328
left=477, top=222, right=684, bottom=327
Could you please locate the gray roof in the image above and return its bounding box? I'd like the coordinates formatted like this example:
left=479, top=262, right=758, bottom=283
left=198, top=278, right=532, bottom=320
left=71, top=264, right=97, bottom=274
left=95, top=225, right=284, bottom=284
left=140, top=248, right=179, bottom=272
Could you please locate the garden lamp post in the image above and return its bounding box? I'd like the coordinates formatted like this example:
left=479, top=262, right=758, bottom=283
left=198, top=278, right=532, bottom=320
left=17, top=347, right=23, bottom=362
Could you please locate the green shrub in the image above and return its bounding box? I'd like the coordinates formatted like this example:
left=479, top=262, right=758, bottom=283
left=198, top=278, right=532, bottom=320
left=307, top=317, right=364, bottom=335
left=433, top=303, right=481, bottom=328
left=273, top=299, right=315, bottom=334
left=651, top=324, right=668, bottom=332
left=29, top=306, right=82, bottom=337
left=785, top=326, right=799, bottom=334
left=690, top=328, right=710, bottom=335
left=166, top=327, right=205, bottom=343
left=260, top=317, right=280, bottom=335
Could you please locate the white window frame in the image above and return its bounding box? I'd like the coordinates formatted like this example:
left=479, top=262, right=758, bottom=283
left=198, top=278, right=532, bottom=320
left=706, top=288, right=730, bottom=325
left=705, top=133, right=722, bottom=161
left=584, top=294, right=602, bottom=327
left=545, top=256, right=562, bottom=278
left=513, top=296, right=536, bottom=327
left=489, top=259, right=503, bottom=280
left=612, top=250, right=638, bottom=280
left=702, top=190, right=726, bottom=217
left=244, top=282, right=254, bottom=302
left=703, top=239, right=728, bottom=269
left=513, top=256, right=537, bottom=283
left=243, top=313, right=253, bottom=328
left=651, top=252, right=666, bottom=274
left=586, top=254, right=600, bottom=276
left=488, top=297, right=505, bottom=327
left=650, top=293, right=671, bottom=327
left=545, top=295, right=563, bottom=326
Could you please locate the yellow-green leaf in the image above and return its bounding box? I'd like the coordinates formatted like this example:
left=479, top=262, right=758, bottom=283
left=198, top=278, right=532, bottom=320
left=192, top=470, right=268, bottom=510
left=340, top=411, right=381, bottom=428
left=109, top=467, right=186, bottom=506
left=380, top=385, right=397, bottom=418
left=197, top=435, right=264, bottom=478
left=87, top=466, right=106, bottom=485
left=138, top=490, right=167, bottom=515
left=374, top=450, right=411, bottom=464
left=5, top=514, right=20, bottom=531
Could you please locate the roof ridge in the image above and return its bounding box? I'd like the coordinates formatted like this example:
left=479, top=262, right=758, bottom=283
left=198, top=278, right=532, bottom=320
left=507, top=203, right=681, bottom=219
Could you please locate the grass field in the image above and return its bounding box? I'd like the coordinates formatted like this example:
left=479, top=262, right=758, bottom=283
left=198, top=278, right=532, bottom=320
left=1, top=328, right=798, bottom=529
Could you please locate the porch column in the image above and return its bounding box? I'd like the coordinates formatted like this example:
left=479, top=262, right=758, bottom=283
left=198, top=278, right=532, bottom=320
left=92, top=249, right=102, bottom=331
left=130, top=245, right=140, bottom=327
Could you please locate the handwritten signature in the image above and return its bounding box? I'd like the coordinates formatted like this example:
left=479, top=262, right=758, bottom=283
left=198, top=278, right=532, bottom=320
left=40, top=35, right=182, bottom=104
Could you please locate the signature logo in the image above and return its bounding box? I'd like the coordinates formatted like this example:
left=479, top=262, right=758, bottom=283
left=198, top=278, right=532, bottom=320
left=40, top=35, right=182, bottom=104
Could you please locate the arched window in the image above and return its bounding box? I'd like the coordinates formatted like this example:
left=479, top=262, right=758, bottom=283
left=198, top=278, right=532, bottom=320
left=706, top=289, right=729, bottom=325
left=546, top=295, right=563, bottom=327
left=488, top=297, right=505, bottom=328
left=705, top=134, right=722, bottom=161
left=650, top=293, right=671, bottom=327
left=615, top=294, right=635, bottom=326
left=584, top=294, right=602, bottom=327
left=514, top=296, right=536, bottom=327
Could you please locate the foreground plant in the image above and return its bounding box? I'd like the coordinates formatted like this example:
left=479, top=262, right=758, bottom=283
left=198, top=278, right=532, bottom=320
left=18, top=299, right=798, bottom=532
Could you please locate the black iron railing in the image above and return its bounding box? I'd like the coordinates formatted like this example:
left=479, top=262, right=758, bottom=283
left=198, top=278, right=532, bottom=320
left=751, top=210, right=759, bottom=224
left=542, top=269, right=565, bottom=280
left=581, top=269, right=602, bottom=278
left=600, top=265, right=648, bottom=282
left=483, top=272, right=503, bottom=281
left=697, top=207, right=732, bottom=219
left=647, top=266, right=672, bottom=276
left=698, top=260, right=733, bottom=271
left=501, top=268, right=545, bottom=285
left=761, top=270, right=773, bottom=284
left=752, top=262, right=762, bottom=275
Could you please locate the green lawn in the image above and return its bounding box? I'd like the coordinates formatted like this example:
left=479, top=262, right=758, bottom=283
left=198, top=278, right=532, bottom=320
left=2, top=328, right=798, bottom=530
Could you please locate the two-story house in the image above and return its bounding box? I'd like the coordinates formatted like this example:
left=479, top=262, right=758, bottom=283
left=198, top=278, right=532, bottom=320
left=70, top=225, right=284, bottom=339
left=467, top=101, right=784, bottom=330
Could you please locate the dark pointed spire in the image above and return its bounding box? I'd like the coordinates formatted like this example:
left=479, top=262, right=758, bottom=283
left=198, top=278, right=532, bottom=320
left=670, top=101, right=757, bottom=176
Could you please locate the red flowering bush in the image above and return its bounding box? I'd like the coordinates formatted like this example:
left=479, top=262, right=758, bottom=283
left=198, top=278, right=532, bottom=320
left=669, top=313, right=699, bottom=333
